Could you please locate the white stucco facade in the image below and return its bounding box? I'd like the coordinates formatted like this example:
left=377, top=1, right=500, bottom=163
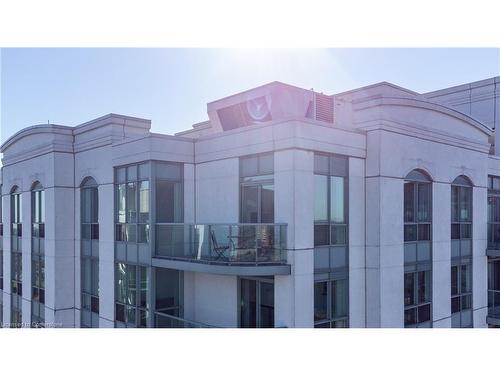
left=1, top=78, right=500, bottom=328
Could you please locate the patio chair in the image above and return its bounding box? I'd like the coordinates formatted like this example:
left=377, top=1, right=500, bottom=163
left=210, top=230, right=230, bottom=261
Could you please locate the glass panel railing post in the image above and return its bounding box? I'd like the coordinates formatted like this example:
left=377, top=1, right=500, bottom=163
left=208, top=224, right=212, bottom=261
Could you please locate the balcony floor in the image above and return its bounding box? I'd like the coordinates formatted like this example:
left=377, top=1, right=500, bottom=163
left=152, top=256, right=291, bottom=276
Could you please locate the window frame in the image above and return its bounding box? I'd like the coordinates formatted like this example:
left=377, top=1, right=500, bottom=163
left=403, top=170, right=433, bottom=328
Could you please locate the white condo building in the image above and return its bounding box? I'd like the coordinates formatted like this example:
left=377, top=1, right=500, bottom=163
left=2, top=77, right=500, bottom=328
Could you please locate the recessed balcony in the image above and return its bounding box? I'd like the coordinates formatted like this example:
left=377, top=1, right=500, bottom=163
left=153, top=223, right=290, bottom=276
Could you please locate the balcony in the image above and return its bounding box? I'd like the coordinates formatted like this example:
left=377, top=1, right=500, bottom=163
left=153, top=223, right=290, bottom=276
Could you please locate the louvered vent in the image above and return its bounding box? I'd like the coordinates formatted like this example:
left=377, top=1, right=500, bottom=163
left=315, top=93, right=334, bottom=123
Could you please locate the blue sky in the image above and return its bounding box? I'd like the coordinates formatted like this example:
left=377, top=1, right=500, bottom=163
left=1, top=48, right=500, bottom=142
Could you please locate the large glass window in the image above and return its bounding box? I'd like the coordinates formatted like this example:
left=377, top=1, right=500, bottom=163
left=155, top=162, right=182, bottom=224
left=488, top=259, right=500, bottom=319
left=488, top=175, right=500, bottom=249
left=154, top=268, right=184, bottom=327
left=313, top=153, right=349, bottom=328
left=240, top=153, right=274, bottom=224
left=115, top=163, right=154, bottom=244
left=313, top=154, right=347, bottom=246
left=115, top=263, right=149, bottom=328
left=488, top=176, right=500, bottom=322
left=239, top=277, right=274, bottom=328
left=450, top=176, right=473, bottom=328
left=115, top=161, right=183, bottom=328
left=404, top=170, right=432, bottom=328
left=81, top=177, right=99, bottom=328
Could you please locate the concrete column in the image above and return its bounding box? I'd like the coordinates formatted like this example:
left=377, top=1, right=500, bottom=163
left=473, top=186, right=488, bottom=327
left=348, top=157, right=366, bottom=327
left=45, top=186, right=76, bottom=327
left=99, top=183, right=115, bottom=327
left=2, top=193, right=11, bottom=325
left=432, top=182, right=451, bottom=327
left=21, top=191, right=32, bottom=327
left=365, top=176, right=404, bottom=327
left=184, top=164, right=195, bottom=223
left=274, top=149, right=314, bottom=328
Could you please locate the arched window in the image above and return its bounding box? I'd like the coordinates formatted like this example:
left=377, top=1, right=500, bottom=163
left=31, top=181, right=45, bottom=327
left=10, top=186, right=22, bottom=327
left=10, top=186, right=22, bottom=243
left=450, top=175, right=473, bottom=328
left=31, top=182, right=45, bottom=238
left=80, top=177, right=99, bottom=328
left=403, top=169, right=432, bottom=328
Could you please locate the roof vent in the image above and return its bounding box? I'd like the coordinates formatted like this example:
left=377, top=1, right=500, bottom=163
left=314, top=93, right=334, bottom=123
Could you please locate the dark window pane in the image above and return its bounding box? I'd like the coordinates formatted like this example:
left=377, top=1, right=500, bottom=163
left=417, top=183, right=431, bottom=222
left=314, top=225, right=329, bottom=246
left=91, top=296, right=99, bottom=314
left=156, top=181, right=183, bottom=223
left=451, top=186, right=459, bottom=222
left=417, top=304, right=431, bottom=323
left=451, top=266, right=458, bottom=295
left=451, top=296, right=461, bottom=313
left=91, top=224, right=99, bottom=240
left=115, top=303, right=125, bottom=322
left=314, top=282, right=328, bottom=322
left=404, top=182, right=415, bottom=222
left=418, top=224, right=431, bottom=241
left=115, top=224, right=126, bottom=242
left=418, top=271, right=431, bottom=304
left=451, top=224, right=460, bottom=240
left=240, top=279, right=257, bottom=328
left=404, top=224, right=417, bottom=242
left=404, top=273, right=415, bottom=306
left=259, top=282, right=274, bottom=328
left=404, top=308, right=416, bottom=326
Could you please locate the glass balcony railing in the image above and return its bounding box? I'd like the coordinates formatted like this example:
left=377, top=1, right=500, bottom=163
left=155, top=223, right=287, bottom=265
left=154, top=311, right=215, bottom=328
